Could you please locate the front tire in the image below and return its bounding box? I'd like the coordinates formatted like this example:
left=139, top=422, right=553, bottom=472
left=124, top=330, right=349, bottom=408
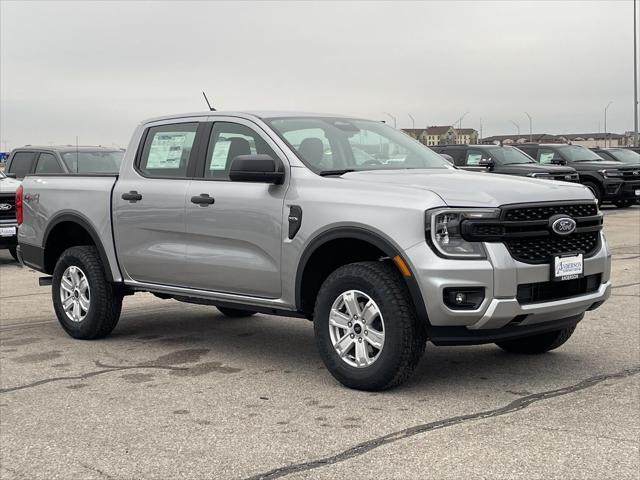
left=496, top=326, right=576, bottom=354
left=313, top=261, right=426, bottom=391
left=614, top=199, right=633, bottom=208
left=582, top=182, right=602, bottom=206
left=52, top=246, right=122, bottom=339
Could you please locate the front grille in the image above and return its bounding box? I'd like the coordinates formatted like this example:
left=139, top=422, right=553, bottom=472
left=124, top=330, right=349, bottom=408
left=0, top=194, right=16, bottom=221
left=505, top=231, right=600, bottom=263
left=517, top=274, right=601, bottom=304
left=621, top=169, right=640, bottom=180
left=503, top=203, right=597, bottom=221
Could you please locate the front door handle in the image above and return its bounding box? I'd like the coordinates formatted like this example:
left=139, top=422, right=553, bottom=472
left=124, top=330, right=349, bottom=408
left=122, top=191, right=142, bottom=202
left=190, top=194, right=215, bottom=206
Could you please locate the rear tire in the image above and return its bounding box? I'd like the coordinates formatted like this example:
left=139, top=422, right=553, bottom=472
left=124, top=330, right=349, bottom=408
left=52, top=246, right=122, bottom=339
left=496, top=326, right=576, bottom=354
left=313, top=261, right=426, bottom=391
left=8, top=246, right=18, bottom=262
left=217, top=307, right=257, bottom=318
left=582, top=182, right=602, bottom=206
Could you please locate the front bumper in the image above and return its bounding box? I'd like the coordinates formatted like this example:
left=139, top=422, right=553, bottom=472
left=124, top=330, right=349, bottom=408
left=404, top=232, right=612, bottom=335
left=602, top=179, right=640, bottom=201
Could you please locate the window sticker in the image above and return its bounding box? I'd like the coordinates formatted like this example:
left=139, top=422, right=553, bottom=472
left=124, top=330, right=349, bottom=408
left=210, top=140, right=231, bottom=170
left=539, top=152, right=555, bottom=164
left=146, top=132, right=192, bottom=169
left=466, top=153, right=482, bottom=165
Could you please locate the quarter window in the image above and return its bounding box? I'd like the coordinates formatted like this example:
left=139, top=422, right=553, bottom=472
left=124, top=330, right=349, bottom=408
left=35, top=153, right=63, bottom=174
left=139, top=123, right=198, bottom=177
left=205, top=122, right=279, bottom=179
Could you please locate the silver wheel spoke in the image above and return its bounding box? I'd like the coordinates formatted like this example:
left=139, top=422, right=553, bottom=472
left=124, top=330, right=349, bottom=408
left=72, top=301, right=81, bottom=321
left=78, top=295, right=90, bottom=311
left=61, top=277, right=74, bottom=293
left=69, top=268, right=80, bottom=287
left=329, top=309, right=351, bottom=329
left=62, top=296, right=74, bottom=310
left=361, top=300, right=379, bottom=326
left=342, top=291, right=361, bottom=318
left=354, top=340, right=370, bottom=367
left=78, top=277, right=88, bottom=293
left=334, top=334, right=354, bottom=357
left=365, top=328, right=384, bottom=349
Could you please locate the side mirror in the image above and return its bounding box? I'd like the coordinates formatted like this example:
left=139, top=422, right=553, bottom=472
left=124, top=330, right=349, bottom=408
left=551, top=158, right=567, bottom=165
left=4, top=172, right=17, bottom=179
left=478, top=158, right=495, bottom=169
left=229, top=154, right=285, bottom=184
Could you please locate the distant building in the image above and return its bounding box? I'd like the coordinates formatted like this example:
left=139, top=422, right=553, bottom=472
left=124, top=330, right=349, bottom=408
left=481, top=134, right=563, bottom=145
left=402, top=126, right=478, bottom=146
left=559, top=133, right=625, bottom=148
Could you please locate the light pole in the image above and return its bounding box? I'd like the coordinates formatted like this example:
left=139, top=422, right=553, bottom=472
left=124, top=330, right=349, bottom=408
left=408, top=114, right=415, bottom=129
left=634, top=0, right=639, bottom=147
left=383, top=112, right=397, bottom=128
left=454, top=111, right=469, bottom=129
left=604, top=101, right=613, bottom=147
left=510, top=120, right=521, bottom=137
left=524, top=112, right=533, bottom=142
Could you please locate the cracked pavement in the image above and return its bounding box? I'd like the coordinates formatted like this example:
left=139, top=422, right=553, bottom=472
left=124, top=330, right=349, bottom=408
left=1, top=206, right=638, bottom=479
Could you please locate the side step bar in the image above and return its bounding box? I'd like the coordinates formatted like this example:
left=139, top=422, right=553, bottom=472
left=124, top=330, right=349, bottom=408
left=38, top=276, right=53, bottom=286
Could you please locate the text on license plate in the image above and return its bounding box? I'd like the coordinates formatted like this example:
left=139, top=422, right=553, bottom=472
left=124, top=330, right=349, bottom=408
left=0, top=226, right=16, bottom=237
left=554, top=253, right=583, bottom=281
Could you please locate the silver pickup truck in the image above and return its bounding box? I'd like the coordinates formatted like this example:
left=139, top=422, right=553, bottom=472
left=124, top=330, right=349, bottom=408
left=17, top=112, right=612, bottom=390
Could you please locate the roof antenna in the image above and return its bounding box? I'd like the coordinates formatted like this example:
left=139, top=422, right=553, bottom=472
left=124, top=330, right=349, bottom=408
left=202, top=91, right=216, bottom=111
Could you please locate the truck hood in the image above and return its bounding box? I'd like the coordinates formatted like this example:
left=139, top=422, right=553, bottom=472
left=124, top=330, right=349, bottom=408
left=501, top=163, right=575, bottom=174
left=341, top=169, right=592, bottom=207
left=569, top=160, right=625, bottom=171
left=0, top=176, right=20, bottom=194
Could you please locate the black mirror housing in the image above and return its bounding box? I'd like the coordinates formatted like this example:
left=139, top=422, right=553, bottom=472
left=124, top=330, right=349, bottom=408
left=229, top=154, right=285, bottom=184
left=478, top=158, right=495, bottom=169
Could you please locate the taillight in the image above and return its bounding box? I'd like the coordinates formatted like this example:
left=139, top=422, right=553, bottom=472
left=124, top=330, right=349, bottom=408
left=15, top=184, right=23, bottom=225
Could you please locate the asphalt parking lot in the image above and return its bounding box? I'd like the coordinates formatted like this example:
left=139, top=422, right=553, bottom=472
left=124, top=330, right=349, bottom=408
left=0, top=206, right=638, bottom=480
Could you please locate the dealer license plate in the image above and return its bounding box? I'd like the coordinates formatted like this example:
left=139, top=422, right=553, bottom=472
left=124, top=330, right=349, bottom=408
left=635, top=189, right=640, bottom=196
left=0, top=226, right=16, bottom=237
left=553, top=253, right=583, bottom=281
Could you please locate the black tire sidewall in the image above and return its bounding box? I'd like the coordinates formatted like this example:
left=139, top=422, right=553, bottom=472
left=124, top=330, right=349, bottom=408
left=314, top=264, right=413, bottom=389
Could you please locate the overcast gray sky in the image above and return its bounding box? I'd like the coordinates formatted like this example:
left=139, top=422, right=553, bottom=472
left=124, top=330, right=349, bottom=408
left=1, top=0, right=637, bottom=149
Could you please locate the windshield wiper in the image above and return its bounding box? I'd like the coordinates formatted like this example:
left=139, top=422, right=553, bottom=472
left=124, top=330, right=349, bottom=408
left=318, top=169, right=357, bottom=176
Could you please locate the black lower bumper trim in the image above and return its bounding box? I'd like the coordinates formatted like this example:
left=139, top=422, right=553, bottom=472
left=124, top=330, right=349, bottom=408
left=428, top=314, right=584, bottom=346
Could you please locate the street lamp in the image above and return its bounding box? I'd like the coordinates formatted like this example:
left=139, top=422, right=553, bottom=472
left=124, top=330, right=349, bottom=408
left=383, top=112, right=397, bottom=128
left=408, top=114, right=415, bottom=129
left=604, top=101, right=613, bottom=147
left=510, top=120, right=521, bottom=137
left=454, top=111, right=469, bottom=129
left=524, top=112, right=533, bottom=142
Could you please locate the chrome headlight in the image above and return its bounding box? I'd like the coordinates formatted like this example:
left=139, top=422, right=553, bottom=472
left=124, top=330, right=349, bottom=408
left=598, top=169, right=622, bottom=178
left=426, top=208, right=500, bottom=259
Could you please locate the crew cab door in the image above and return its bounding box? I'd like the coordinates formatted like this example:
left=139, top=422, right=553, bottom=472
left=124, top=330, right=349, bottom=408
left=182, top=118, right=287, bottom=298
left=113, top=121, right=200, bottom=284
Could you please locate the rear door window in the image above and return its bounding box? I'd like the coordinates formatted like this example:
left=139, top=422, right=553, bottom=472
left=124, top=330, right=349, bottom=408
left=138, top=123, right=198, bottom=178
left=34, top=153, right=64, bottom=174
left=8, top=151, right=36, bottom=178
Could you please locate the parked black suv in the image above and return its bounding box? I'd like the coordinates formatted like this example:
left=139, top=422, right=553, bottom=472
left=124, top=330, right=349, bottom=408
left=430, top=144, right=579, bottom=182
left=516, top=143, right=640, bottom=208
left=591, top=147, right=640, bottom=166
left=5, top=146, right=124, bottom=180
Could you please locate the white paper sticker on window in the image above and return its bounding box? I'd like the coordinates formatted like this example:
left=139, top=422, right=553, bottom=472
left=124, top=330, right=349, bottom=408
left=539, top=152, right=555, bottom=164
left=210, top=140, right=231, bottom=170
left=147, top=132, right=191, bottom=169
left=467, top=153, right=482, bottom=165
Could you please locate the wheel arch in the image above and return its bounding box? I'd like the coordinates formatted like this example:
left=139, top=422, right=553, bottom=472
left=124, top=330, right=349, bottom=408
left=294, top=226, right=429, bottom=327
left=43, top=212, right=116, bottom=282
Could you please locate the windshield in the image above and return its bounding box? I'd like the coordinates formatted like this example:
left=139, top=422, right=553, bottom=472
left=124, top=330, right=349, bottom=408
left=486, top=146, right=535, bottom=164
left=265, top=117, right=451, bottom=173
left=61, top=150, right=124, bottom=173
left=557, top=145, right=604, bottom=162
left=606, top=149, right=640, bottom=164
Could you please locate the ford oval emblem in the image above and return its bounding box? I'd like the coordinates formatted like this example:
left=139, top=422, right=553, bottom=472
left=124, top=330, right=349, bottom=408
left=0, top=203, right=13, bottom=211
left=551, top=216, right=577, bottom=236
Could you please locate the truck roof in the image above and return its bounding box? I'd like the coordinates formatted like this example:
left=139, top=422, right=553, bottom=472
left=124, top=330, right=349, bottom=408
left=14, top=145, right=122, bottom=153
left=140, top=111, right=362, bottom=125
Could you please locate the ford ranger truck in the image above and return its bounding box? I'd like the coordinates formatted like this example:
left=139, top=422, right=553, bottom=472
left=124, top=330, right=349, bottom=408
left=16, top=112, right=612, bottom=391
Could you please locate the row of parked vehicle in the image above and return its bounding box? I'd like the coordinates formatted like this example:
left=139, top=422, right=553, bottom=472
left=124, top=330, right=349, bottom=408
left=0, top=146, right=125, bottom=260
left=432, top=143, right=640, bottom=208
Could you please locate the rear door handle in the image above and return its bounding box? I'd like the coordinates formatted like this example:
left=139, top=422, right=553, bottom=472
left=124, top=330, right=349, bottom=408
left=122, top=191, right=142, bottom=202
left=190, top=194, right=215, bottom=205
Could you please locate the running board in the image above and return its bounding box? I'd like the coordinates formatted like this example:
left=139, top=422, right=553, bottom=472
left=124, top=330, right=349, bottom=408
left=38, top=276, right=53, bottom=286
